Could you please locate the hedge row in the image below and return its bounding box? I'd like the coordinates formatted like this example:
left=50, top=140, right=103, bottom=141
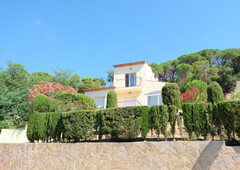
left=27, top=106, right=152, bottom=142
left=27, top=100, right=240, bottom=142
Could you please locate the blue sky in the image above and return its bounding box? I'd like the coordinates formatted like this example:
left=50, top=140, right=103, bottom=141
left=0, top=0, right=240, bottom=81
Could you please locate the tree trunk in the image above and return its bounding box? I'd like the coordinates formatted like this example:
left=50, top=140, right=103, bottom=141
left=157, top=133, right=160, bottom=142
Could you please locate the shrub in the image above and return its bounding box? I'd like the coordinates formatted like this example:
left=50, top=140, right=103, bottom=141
left=27, top=112, right=62, bottom=142
left=181, top=87, right=207, bottom=104
left=149, top=105, right=159, bottom=140
left=106, top=90, right=118, bottom=108
left=182, top=103, right=194, bottom=139
left=182, top=103, right=208, bottom=139
left=169, top=105, right=177, bottom=140
left=97, top=106, right=149, bottom=140
left=29, top=81, right=76, bottom=101
left=207, top=82, right=224, bottom=104
left=185, top=80, right=208, bottom=93
left=32, top=94, right=58, bottom=113
left=162, top=83, right=181, bottom=108
left=27, top=113, right=47, bottom=142
left=55, top=92, right=97, bottom=110
left=62, top=110, right=96, bottom=141
left=149, top=105, right=168, bottom=141
left=160, top=105, right=168, bottom=141
left=140, top=106, right=150, bottom=138
left=218, top=100, right=240, bottom=140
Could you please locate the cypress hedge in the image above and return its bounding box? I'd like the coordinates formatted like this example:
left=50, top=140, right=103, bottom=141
left=182, top=103, right=194, bottom=139
left=162, top=83, right=181, bottom=108
left=218, top=100, right=240, bottom=140
left=62, top=110, right=96, bottom=141
left=106, top=90, right=118, bottom=108
left=27, top=112, right=62, bottom=142
left=207, top=82, right=224, bottom=104
left=169, top=105, right=177, bottom=140
left=97, top=106, right=149, bottom=140
left=149, top=105, right=168, bottom=141
left=182, top=103, right=208, bottom=139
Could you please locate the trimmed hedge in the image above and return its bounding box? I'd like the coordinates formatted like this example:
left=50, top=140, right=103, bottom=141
left=162, top=83, right=181, bottom=108
left=218, top=100, right=240, bottom=140
left=97, top=106, right=149, bottom=140
left=207, top=82, right=224, bottom=104
left=169, top=105, right=177, bottom=140
left=182, top=103, right=208, bottom=139
left=106, top=90, right=118, bottom=108
left=27, top=112, right=62, bottom=142
left=149, top=105, right=168, bottom=141
left=62, top=110, right=96, bottom=141
left=32, top=94, right=58, bottom=113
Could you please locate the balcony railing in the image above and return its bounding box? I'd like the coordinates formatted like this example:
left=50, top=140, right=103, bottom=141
left=117, top=100, right=142, bottom=107
left=114, top=77, right=142, bottom=88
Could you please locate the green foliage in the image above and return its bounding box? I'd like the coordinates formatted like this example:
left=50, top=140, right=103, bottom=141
left=182, top=103, right=208, bottom=139
left=107, top=71, right=114, bottom=83
left=29, top=72, right=54, bottom=86
left=62, top=110, right=96, bottom=141
left=218, top=100, right=240, bottom=140
left=185, top=80, right=208, bottom=93
left=217, top=66, right=237, bottom=93
left=106, top=90, right=118, bottom=108
left=55, top=92, right=97, bottom=110
left=192, top=60, right=219, bottom=83
left=207, top=82, right=224, bottom=104
left=149, top=105, right=168, bottom=140
left=78, top=78, right=106, bottom=93
left=97, top=106, right=149, bottom=140
left=232, top=91, right=240, bottom=100
left=140, top=106, right=150, bottom=138
left=27, top=112, right=62, bottom=142
left=149, top=105, right=161, bottom=139
left=162, top=83, right=181, bottom=108
left=32, top=94, right=58, bottom=113
left=182, top=103, right=194, bottom=139
left=160, top=105, right=168, bottom=140
left=27, top=113, right=47, bottom=142
left=0, top=61, right=31, bottom=125
left=168, top=105, right=177, bottom=139
left=178, top=53, right=205, bottom=65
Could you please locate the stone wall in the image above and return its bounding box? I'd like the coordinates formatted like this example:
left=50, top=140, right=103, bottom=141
left=0, top=141, right=240, bottom=170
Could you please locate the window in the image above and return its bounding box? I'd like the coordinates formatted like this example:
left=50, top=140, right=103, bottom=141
left=147, top=91, right=162, bottom=107
left=125, top=73, right=136, bottom=87
left=95, top=97, right=105, bottom=109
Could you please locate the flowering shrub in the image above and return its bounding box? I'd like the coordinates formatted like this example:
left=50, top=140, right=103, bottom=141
left=181, top=87, right=207, bottom=104
left=54, top=101, right=95, bottom=112
left=29, top=81, right=76, bottom=101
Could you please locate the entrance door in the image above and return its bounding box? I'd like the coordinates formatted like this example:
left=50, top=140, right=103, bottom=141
left=124, top=97, right=136, bottom=107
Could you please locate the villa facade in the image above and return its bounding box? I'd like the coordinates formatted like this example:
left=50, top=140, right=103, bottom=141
left=84, top=61, right=165, bottom=109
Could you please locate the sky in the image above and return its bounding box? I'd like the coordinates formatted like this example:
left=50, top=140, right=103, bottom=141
left=0, top=0, right=240, bottom=81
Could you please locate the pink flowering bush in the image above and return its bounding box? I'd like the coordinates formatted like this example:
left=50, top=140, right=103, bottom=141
left=29, top=81, right=76, bottom=101
left=181, top=87, right=207, bottom=104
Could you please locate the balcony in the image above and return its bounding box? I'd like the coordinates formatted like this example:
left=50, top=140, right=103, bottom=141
left=114, top=77, right=143, bottom=93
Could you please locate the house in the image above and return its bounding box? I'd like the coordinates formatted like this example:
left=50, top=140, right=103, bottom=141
left=84, top=61, right=165, bottom=109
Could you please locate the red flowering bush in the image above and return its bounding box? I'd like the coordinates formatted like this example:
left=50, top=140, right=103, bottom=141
left=181, top=87, right=207, bottom=104
left=29, top=81, right=76, bottom=101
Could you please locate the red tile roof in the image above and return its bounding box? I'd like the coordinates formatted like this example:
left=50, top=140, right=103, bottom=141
left=84, top=86, right=115, bottom=92
left=113, top=61, right=146, bottom=68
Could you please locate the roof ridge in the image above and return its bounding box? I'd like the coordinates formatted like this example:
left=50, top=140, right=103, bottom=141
left=113, top=61, right=146, bottom=68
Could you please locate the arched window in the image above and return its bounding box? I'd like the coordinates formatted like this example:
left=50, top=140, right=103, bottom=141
left=147, top=91, right=162, bottom=107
